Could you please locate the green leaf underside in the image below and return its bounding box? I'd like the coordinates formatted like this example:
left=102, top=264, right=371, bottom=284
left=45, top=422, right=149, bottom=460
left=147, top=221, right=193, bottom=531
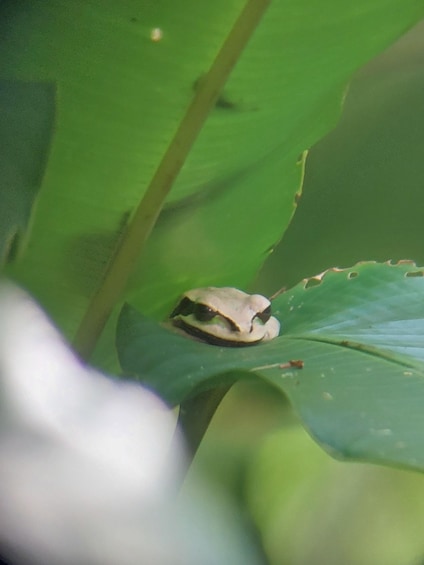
left=117, top=262, right=424, bottom=471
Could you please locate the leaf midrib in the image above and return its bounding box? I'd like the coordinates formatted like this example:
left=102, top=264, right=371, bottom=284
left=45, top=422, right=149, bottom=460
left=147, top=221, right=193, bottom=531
left=284, top=334, right=424, bottom=373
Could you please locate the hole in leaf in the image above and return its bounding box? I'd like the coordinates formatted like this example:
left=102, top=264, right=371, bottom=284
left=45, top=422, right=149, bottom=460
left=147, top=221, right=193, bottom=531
left=405, top=270, right=424, bottom=278
left=348, top=271, right=358, bottom=279
left=305, top=277, right=322, bottom=289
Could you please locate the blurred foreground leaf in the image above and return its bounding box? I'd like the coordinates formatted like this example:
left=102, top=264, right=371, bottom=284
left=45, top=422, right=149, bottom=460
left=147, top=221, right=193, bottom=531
left=0, top=282, right=262, bottom=565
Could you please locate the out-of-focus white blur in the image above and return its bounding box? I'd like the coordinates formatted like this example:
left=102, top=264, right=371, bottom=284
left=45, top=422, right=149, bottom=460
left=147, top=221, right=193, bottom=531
left=0, top=282, right=260, bottom=565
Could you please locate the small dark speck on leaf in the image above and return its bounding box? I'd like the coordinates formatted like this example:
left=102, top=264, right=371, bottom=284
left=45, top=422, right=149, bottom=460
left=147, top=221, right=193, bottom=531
left=348, top=271, right=358, bottom=279
left=279, top=359, right=304, bottom=369
left=130, top=17, right=138, bottom=23
left=216, top=95, right=238, bottom=110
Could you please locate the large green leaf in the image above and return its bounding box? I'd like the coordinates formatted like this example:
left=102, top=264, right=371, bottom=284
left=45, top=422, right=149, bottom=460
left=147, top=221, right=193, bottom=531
left=257, top=21, right=424, bottom=293
left=1, top=1, right=422, bottom=344
left=117, top=262, right=424, bottom=471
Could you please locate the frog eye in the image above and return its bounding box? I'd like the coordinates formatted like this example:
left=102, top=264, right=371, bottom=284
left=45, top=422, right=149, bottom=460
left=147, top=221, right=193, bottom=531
left=255, top=305, right=271, bottom=324
left=169, top=297, right=217, bottom=322
left=193, top=303, right=216, bottom=322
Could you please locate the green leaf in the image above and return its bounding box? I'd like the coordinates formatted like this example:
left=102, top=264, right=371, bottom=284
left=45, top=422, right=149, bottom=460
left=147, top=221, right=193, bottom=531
left=117, top=262, right=424, bottom=471
left=2, top=0, right=423, bottom=345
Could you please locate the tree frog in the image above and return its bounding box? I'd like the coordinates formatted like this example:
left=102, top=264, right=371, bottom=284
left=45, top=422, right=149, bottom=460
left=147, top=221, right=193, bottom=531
left=169, top=287, right=280, bottom=347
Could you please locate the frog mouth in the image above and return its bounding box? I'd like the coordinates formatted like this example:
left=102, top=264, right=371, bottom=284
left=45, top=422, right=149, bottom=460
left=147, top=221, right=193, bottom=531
left=171, top=318, right=264, bottom=347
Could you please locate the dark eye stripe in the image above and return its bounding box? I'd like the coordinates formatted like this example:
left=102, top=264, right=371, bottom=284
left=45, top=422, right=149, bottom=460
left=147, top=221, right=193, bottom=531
left=169, top=296, right=195, bottom=318
left=255, top=305, right=271, bottom=324
left=170, top=297, right=240, bottom=331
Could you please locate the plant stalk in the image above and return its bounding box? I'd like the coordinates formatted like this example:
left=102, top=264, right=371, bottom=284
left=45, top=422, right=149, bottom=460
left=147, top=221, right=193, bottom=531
left=177, top=385, right=232, bottom=462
